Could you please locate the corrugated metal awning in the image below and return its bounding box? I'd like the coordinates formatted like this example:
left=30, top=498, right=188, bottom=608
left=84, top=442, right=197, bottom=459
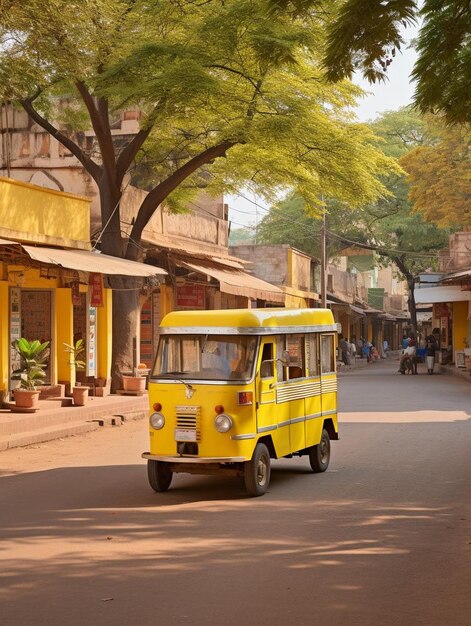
left=22, top=245, right=166, bottom=278
left=414, top=285, right=471, bottom=304
left=180, top=261, right=285, bottom=303
left=441, top=268, right=471, bottom=282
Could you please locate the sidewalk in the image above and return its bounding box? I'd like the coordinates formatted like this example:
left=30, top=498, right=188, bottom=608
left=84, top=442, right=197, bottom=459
left=0, top=393, right=149, bottom=451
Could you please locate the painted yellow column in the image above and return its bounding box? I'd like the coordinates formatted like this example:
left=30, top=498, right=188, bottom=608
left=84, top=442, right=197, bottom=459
left=56, top=288, right=74, bottom=386
left=367, top=319, right=373, bottom=342
left=0, top=282, right=9, bottom=394
left=97, top=288, right=112, bottom=380
left=452, top=301, right=468, bottom=354
left=160, top=284, right=174, bottom=318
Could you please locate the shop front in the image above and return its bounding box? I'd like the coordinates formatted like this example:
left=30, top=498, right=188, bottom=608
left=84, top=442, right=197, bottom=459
left=0, top=177, right=166, bottom=400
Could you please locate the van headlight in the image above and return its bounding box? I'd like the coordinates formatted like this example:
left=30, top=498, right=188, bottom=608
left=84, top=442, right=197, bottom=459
left=214, top=413, right=233, bottom=433
left=150, top=412, right=165, bottom=430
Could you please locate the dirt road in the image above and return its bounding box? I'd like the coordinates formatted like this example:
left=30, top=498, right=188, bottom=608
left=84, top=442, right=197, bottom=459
left=1, top=359, right=470, bottom=625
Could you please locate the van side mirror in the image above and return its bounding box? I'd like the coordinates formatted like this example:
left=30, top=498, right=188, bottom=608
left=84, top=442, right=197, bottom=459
left=279, top=350, right=290, bottom=367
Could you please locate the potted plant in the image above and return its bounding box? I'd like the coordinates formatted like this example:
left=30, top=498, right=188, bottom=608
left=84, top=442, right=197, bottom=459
left=121, top=363, right=148, bottom=393
left=11, top=338, right=50, bottom=408
left=64, top=339, right=89, bottom=406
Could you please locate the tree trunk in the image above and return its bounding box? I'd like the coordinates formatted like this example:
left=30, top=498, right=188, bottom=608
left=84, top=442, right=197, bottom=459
left=110, top=277, right=142, bottom=391
left=407, top=278, right=418, bottom=333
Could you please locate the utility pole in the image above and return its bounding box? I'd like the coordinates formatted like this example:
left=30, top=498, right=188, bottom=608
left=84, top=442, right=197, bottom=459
left=320, top=209, right=327, bottom=308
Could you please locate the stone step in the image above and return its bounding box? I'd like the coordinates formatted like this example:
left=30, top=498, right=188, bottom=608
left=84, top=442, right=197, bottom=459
left=0, top=420, right=101, bottom=452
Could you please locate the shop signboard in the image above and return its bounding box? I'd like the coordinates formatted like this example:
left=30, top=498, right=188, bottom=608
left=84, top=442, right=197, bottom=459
left=9, top=288, right=21, bottom=379
left=88, top=306, right=97, bottom=376
left=89, top=273, right=104, bottom=307
left=176, top=284, right=205, bottom=309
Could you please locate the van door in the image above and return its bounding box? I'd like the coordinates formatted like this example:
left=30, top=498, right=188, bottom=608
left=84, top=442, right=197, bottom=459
left=256, top=339, right=291, bottom=458
left=256, top=339, right=277, bottom=432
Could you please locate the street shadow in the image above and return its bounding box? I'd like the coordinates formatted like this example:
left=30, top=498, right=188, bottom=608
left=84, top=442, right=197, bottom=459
left=1, top=446, right=470, bottom=626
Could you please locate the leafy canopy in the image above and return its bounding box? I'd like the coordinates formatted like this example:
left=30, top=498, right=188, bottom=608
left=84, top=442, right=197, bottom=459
left=401, top=121, right=471, bottom=228
left=276, top=0, right=471, bottom=125
left=0, top=0, right=398, bottom=225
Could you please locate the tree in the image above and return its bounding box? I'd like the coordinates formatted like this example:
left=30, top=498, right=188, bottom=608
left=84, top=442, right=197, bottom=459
left=257, top=192, right=354, bottom=258
left=400, top=122, right=471, bottom=228
left=0, top=0, right=398, bottom=385
left=258, top=107, right=452, bottom=329
left=334, top=108, right=452, bottom=329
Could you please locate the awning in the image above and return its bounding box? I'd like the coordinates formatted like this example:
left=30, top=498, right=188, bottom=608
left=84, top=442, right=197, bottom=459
left=180, top=261, right=285, bottom=303
left=441, top=268, right=471, bottom=282
left=329, top=301, right=365, bottom=317
left=21, top=245, right=166, bottom=278
left=414, top=285, right=471, bottom=304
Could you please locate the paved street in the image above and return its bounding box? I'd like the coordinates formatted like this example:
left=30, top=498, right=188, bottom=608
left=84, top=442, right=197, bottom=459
left=0, top=359, right=470, bottom=626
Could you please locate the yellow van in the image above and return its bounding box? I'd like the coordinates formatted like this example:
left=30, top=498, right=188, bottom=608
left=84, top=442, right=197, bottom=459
left=142, top=308, right=339, bottom=496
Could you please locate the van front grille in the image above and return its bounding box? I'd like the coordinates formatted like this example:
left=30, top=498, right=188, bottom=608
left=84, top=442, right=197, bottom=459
left=175, top=405, right=201, bottom=440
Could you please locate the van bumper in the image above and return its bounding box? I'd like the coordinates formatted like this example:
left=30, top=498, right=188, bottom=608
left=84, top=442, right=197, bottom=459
left=142, top=452, right=246, bottom=463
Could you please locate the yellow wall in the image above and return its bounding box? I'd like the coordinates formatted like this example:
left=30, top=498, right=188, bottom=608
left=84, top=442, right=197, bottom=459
left=453, top=301, right=468, bottom=353
left=0, top=177, right=90, bottom=249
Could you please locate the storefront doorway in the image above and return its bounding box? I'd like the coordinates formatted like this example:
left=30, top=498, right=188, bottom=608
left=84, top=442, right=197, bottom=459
left=9, top=288, right=53, bottom=385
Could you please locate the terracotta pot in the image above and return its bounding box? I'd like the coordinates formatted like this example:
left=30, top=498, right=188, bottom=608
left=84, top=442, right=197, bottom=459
left=15, top=389, right=40, bottom=409
left=73, top=386, right=89, bottom=406
left=122, top=376, right=146, bottom=392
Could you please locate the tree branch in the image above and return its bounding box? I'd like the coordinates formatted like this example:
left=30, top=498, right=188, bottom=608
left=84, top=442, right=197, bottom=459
left=19, top=96, right=102, bottom=183
left=75, top=82, right=116, bottom=181
left=126, top=140, right=236, bottom=259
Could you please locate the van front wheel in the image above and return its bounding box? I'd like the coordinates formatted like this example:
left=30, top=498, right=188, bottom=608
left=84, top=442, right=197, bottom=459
left=309, top=429, right=330, bottom=473
left=244, top=443, right=271, bottom=496
left=148, top=460, right=173, bottom=492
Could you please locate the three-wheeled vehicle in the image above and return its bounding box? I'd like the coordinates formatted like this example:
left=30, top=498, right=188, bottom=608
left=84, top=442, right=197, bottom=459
left=142, top=308, right=339, bottom=496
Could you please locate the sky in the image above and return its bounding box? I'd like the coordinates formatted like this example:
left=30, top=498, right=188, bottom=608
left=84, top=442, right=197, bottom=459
left=227, top=31, right=418, bottom=231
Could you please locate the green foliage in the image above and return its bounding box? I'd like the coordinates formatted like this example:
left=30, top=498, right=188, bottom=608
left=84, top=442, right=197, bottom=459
left=320, top=0, right=471, bottom=125
left=323, top=0, right=417, bottom=83
left=64, top=339, right=86, bottom=371
left=412, top=1, right=471, bottom=124
left=258, top=107, right=451, bottom=288
left=11, top=338, right=50, bottom=390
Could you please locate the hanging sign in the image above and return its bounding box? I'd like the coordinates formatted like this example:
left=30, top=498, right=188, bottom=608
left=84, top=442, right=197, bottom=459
left=89, top=273, right=104, bottom=307
left=176, top=284, right=205, bottom=309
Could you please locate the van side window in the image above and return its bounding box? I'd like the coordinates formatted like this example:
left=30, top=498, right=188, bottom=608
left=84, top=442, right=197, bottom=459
left=260, top=343, right=274, bottom=378
left=321, top=335, right=335, bottom=373
left=307, top=334, right=319, bottom=376
left=286, top=334, right=305, bottom=379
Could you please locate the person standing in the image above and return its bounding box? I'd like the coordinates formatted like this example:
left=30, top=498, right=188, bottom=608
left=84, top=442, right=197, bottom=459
left=425, top=337, right=436, bottom=375
left=338, top=334, right=351, bottom=367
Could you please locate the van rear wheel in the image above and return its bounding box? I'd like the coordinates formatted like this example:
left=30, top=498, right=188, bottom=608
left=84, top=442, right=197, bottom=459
left=244, top=443, right=271, bottom=496
left=309, top=429, right=330, bottom=473
left=147, top=460, right=173, bottom=492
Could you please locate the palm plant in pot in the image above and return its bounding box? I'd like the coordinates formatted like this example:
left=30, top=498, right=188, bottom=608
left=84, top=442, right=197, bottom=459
left=64, top=339, right=89, bottom=406
left=11, top=338, right=50, bottom=408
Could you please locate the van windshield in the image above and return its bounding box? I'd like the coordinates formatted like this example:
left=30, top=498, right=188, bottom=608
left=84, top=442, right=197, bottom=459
left=152, top=334, right=258, bottom=381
